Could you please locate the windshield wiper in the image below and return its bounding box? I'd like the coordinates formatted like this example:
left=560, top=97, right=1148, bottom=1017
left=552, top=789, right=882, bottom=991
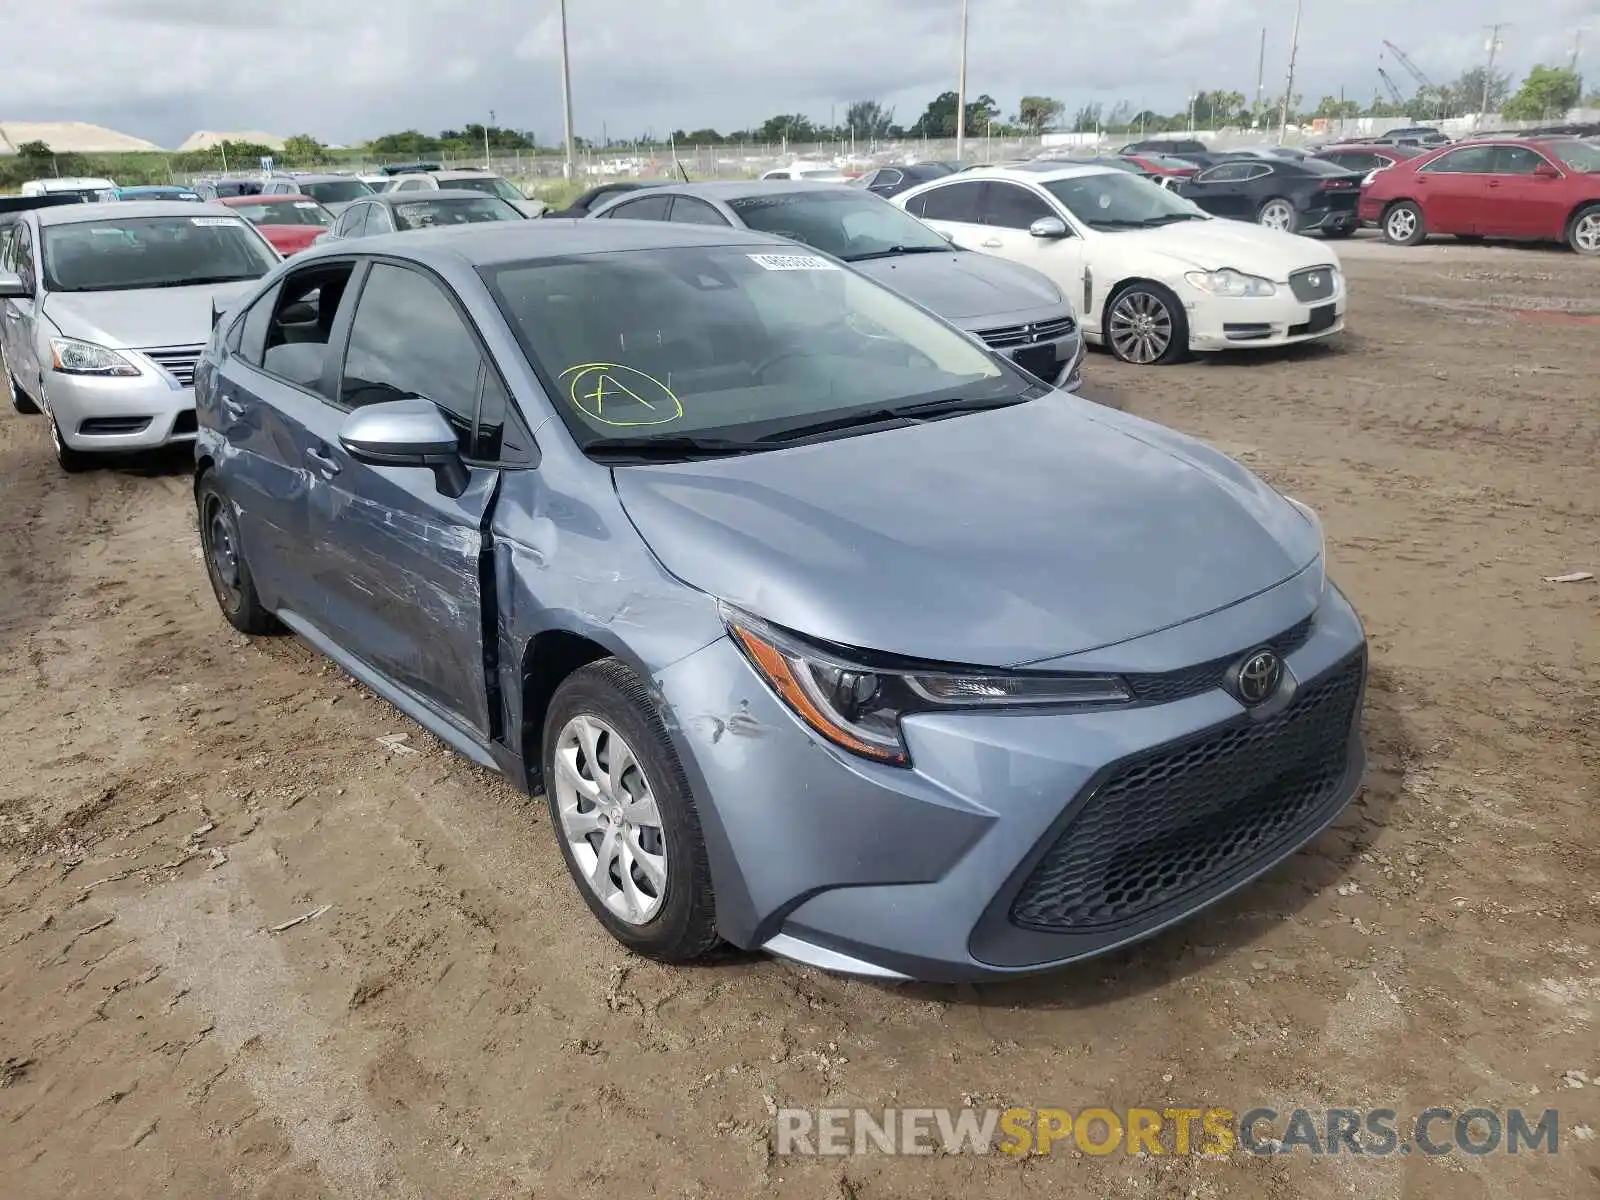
left=1084, top=218, right=1150, bottom=230
left=843, top=245, right=953, bottom=262
left=755, top=394, right=1028, bottom=444
left=1140, top=213, right=1207, bottom=225
left=584, top=434, right=770, bottom=461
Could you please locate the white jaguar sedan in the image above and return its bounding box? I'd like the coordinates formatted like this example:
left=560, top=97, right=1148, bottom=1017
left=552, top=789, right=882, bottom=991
left=893, top=163, right=1346, bottom=365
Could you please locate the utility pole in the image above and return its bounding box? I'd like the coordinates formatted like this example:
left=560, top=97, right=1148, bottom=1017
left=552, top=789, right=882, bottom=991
left=557, top=0, right=577, bottom=179
left=484, top=109, right=494, bottom=169
left=955, top=0, right=970, bottom=161
left=1255, top=27, right=1267, bottom=127
left=1482, top=24, right=1507, bottom=126
left=1277, top=0, right=1303, bottom=144
left=1571, top=29, right=1583, bottom=101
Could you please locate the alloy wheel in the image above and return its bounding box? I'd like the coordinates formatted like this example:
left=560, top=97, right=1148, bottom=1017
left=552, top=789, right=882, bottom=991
left=553, top=714, right=668, bottom=925
left=1573, top=212, right=1600, bottom=255
left=1386, top=207, right=1418, bottom=242
left=1108, top=290, right=1173, bottom=364
left=1259, top=200, right=1295, bottom=231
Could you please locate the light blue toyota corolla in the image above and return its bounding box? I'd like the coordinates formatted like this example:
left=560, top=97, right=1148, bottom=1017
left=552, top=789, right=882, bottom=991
left=193, top=219, right=1367, bottom=982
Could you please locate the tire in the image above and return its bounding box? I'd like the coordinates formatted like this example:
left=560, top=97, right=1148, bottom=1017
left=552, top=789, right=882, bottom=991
left=46, top=408, right=91, bottom=473
left=1382, top=201, right=1426, bottom=246
left=1257, top=198, right=1298, bottom=234
left=1567, top=204, right=1600, bottom=257
left=8, top=372, right=39, bottom=415
left=1103, top=282, right=1189, bottom=366
left=196, top=471, right=278, bottom=634
left=543, top=658, right=720, bottom=964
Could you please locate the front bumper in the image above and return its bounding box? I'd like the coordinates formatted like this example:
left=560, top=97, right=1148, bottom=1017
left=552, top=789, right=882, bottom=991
left=658, top=576, right=1369, bottom=982
left=1185, top=283, right=1348, bottom=352
left=42, top=356, right=199, bottom=452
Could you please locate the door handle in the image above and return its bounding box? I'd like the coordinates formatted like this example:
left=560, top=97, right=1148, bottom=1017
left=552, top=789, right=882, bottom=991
left=981, top=238, right=1003, bottom=248
left=305, top=447, right=341, bottom=475
left=1486, top=180, right=1501, bottom=188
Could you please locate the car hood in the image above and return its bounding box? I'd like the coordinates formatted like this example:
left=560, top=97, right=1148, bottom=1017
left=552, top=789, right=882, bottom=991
left=613, top=397, right=1321, bottom=666
left=1122, top=219, right=1336, bottom=278
left=43, top=280, right=260, bottom=350
left=850, top=251, right=1063, bottom=323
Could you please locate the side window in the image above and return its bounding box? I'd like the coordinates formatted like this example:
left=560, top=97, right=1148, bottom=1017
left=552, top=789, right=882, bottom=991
left=366, top=206, right=393, bottom=234
left=339, top=263, right=491, bottom=457
left=338, top=206, right=366, bottom=237
left=907, top=180, right=982, bottom=222
left=474, top=361, right=511, bottom=460
left=1493, top=146, right=1551, bottom=174
left=1240, top=164, right=1273, bottom=182
left=1420, top=146, right=1496, bottom=174
left=256, top=265, right=356, bottom=396
left=607, top=194, right=672, bottom=220
left=236, top=283, right=281, bottom=366
left=981, top=183, right=1054, bottom=230
left=0, top=226, right=14, bottom=271
left=1195, top=163, right=1245, bottom=183
left=667, top=197, right=730, bottom=226
left=12, top=224, right=36, bottom=292
left=875, top=169, right=903, bottom=189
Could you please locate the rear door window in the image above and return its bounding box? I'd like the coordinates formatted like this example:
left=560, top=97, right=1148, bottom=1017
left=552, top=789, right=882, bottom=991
left=905, top=180, right=983, bottom=222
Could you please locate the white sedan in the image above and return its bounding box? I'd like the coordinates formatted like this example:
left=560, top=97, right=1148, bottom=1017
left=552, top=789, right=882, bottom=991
left=893, top=163, right=1346, bottom=365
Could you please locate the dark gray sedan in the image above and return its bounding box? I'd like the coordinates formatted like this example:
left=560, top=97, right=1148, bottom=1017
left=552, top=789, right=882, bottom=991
left=588, top=181, right=1084, bottom=390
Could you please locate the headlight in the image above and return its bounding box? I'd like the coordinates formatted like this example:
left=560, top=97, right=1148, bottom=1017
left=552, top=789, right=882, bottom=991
left=49, top=338, right=140, bottom=377
left=1183, top=268, right=1277, bottom=298
left=722, top=605, right=1132, bottom=766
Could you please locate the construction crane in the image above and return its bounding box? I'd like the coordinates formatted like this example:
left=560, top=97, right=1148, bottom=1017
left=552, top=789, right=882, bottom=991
left=1377, top=67, right=1406, bottom=106
left=1380, top=40, right=1442, bottom=118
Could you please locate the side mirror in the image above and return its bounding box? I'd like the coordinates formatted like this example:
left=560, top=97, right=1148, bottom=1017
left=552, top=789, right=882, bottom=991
left=0, top=270, right=28, bottom=300
left=339, top=398, right=469, bottom=498
left=1533, top=163, right=1560, bottom=179
left=1029, top=216, right=1070, bottom=239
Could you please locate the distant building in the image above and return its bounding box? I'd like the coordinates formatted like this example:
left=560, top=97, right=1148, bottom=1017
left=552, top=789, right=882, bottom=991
left=0, top=121, right=163, bottom=155
left=176, top=131, right=288, bottom=153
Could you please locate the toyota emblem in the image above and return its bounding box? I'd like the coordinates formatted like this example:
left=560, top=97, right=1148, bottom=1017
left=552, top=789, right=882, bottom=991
left=1233, top=650, right=1283, bottom=706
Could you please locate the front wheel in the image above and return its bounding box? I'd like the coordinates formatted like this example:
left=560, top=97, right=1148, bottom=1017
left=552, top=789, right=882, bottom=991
left=197, top=472, right=278, bottom=634
left=1104, top=283, right=1189, bottom=366
left=543, top=658, right=720, bottom=964
left=8, top=372, right=39, bottom=415
left=1568, top=205, right=1600, bottom=256
left=1257, top=198, right=1298, bottom=233
left=1382, top=201, right=1426, bottom=246
left=47, top=409, right=91, bottom=473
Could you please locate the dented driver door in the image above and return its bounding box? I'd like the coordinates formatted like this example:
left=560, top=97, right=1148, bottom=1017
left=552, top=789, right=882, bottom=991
left=297, top=260, right=501, bottom=742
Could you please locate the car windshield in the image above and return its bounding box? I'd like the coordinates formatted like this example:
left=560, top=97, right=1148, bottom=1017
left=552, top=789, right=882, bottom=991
left=301, top=180, right=374, bottom=204
left=41, top=215, right=280, bottom=293
left=446, top=176, right=526, bottom=203
left=482, top=245, right=1019, bottom=452
left=1548, top=140, right=1600, bottom=172
left=727, top=190, right=951, bottom=261
left=232, top=200, right=332, bottom=226
left=1042, top=172, right=1207, bottom=230
left=392, top=196, right=522, bottom=229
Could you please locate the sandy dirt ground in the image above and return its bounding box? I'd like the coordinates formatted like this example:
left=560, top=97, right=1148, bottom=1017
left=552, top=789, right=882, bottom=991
left=1, top=235, right=1596, bottom=1200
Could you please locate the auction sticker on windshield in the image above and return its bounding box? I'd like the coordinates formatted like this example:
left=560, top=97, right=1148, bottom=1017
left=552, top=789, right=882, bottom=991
left=747, top=253, right=840, bottom=271
left=293, top=202, right=320, bottom=209
left=191, top=217, right=244, bottom=227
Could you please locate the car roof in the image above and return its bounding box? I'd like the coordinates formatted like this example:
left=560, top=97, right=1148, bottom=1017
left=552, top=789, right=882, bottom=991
left=623, top=179, right=857, bottom=202
left=35, top=200, right=241, bottom=226
left=944, top=163, right=1121, bottom=184
left=372, top=188, right=517, bottom=206
left=429, top=169, right=504, bottom=179
left=273, top=173, right=357, bottom=182
left=219, top=193, right=315, bottom=204
left=303, top=216, right=795, bottom=266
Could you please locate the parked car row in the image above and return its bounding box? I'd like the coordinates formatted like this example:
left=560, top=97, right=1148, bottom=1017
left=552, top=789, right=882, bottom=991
left=0, top=185, right=1370, bottom=983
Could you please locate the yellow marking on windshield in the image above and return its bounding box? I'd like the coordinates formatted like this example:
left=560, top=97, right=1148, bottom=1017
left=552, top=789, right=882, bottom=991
left=560, top=362, right=685, bottom=427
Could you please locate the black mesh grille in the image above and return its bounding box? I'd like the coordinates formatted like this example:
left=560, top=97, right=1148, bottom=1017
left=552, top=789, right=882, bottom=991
left=1010, top=648, right=1364, bottom=932
left=1288, top=266, right=1337, bottom=303
left=1122, top=616, right=1314, bottom=707
left=1010, top=344, right=1061, bottom=382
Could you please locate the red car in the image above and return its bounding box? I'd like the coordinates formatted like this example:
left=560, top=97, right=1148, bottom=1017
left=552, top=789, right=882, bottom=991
left=217, top=194, right=335, bottom=255
left=1120, top=152, right=1201, bottom=180
left=1359, top=137, right=1600, bottom=254
left=1313, top=142, right=1426, bottom=175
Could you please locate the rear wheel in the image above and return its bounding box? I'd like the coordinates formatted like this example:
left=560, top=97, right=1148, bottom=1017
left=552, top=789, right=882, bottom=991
left=1382, top=201, right=1426, bottom=246
left=1568, top=205, right=1600, bottom=256
left=1104, top=283, right=1188, bottom=366
left=197, top=472, right=277, bottom=634
left=1257, top=198, right=1298, bottom=233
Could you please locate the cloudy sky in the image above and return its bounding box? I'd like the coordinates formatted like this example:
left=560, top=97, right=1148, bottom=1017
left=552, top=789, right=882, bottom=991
left=7, top=0, right=1595, bottom=147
